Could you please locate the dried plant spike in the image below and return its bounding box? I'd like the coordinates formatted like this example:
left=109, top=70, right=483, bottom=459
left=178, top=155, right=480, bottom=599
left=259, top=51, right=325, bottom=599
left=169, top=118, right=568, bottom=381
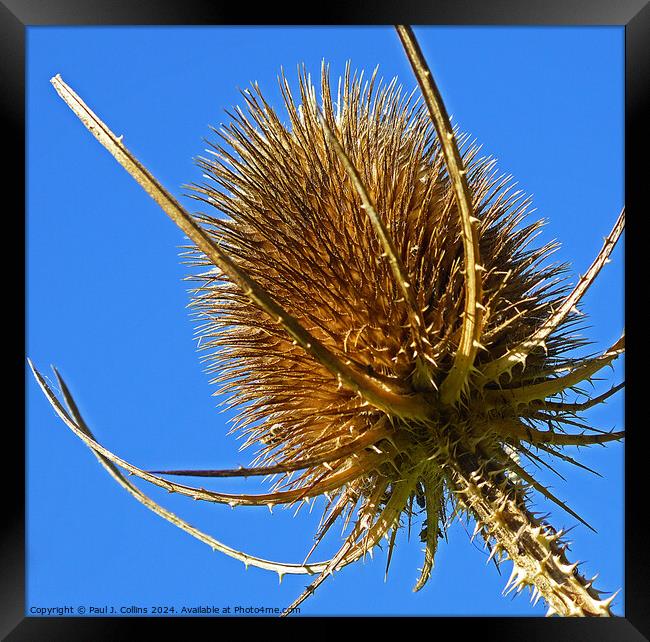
left=34, top=28, right=624, bottom=617
left=148, top=422, right=391, bottom=478
left=413, top=471, right=444, bottom=592
left=396, top=25, right=484, bottom=404
left=502, top=424, right=625, bottom=448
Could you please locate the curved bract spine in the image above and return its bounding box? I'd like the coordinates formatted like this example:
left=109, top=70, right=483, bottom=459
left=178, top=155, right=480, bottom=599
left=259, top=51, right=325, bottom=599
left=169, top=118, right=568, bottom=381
left=483, top=336, right=624, bottom=409
left=30, top=362, right=333, bottom=577
left=396, top=25, right=485, bottom=405
left=413, top=469, right=444, bottom=592
left=477, top=208, right=625, bottom=386
left=30, top=360, right=396, bottom=508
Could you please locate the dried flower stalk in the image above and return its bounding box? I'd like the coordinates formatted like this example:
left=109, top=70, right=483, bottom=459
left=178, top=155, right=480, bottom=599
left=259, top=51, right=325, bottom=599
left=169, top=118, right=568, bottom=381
left=32, top=26, right=624, bottom=616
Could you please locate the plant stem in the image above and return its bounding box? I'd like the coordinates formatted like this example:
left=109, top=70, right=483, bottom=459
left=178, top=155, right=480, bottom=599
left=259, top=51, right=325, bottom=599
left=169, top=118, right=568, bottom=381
left=443, top=439, right=616, bottom=616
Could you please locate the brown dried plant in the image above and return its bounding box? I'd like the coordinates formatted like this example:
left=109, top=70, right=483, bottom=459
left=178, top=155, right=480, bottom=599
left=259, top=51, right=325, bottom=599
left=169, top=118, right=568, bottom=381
left=30, top=25, right=624, bottom=616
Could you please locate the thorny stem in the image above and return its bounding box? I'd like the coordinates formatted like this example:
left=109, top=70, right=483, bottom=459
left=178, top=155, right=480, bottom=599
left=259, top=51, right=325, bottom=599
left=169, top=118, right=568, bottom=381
left=49, top=75, right=432, bottom=423
left=396, top=25, right=485, bottom=405
left=446, top=440, right=617, bottom=616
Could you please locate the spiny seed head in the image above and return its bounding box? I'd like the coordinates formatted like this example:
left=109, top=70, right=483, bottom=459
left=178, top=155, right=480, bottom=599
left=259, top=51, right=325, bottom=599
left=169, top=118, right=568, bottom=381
left=31, top=26, right=623, bottom=617
left=176, top=63, right=622, bottom=603
left=191, top=65, right=574, bottom=434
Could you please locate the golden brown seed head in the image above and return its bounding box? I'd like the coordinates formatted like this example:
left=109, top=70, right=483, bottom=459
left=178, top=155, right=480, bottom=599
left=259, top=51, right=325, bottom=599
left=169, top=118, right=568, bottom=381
left=188, top=65, right=576, bottom=479
left=36, top=45, right=623, bottom=615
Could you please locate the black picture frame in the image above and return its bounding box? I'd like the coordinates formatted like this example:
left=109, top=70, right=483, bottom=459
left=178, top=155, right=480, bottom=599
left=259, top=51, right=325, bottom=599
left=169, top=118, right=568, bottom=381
left=6, top=0, right=647, bottom=638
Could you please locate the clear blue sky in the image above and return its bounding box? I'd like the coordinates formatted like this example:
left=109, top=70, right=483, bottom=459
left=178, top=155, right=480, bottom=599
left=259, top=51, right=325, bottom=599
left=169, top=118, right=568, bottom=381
left=26, top=26, right=624, bottom=616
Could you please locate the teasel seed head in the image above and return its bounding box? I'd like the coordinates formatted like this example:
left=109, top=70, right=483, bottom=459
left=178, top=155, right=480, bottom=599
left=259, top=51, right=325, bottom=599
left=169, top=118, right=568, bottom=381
left=36, top=26, right=624, bottom=616
left=175, top=60, right=623, bottom=612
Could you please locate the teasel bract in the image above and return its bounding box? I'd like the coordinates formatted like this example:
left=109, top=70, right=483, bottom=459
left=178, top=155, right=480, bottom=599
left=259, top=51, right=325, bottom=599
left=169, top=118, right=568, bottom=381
left=30, top=26, right=624, bottom=616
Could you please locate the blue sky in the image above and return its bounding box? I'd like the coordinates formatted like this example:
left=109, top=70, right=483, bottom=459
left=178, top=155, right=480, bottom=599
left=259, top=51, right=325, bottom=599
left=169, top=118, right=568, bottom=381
left=26, top=26, right=624, bottom=616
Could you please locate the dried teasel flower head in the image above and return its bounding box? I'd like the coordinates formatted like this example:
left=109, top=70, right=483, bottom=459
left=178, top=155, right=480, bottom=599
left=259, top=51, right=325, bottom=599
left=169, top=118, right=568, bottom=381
left=31, top=26, right=624, bottom=616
